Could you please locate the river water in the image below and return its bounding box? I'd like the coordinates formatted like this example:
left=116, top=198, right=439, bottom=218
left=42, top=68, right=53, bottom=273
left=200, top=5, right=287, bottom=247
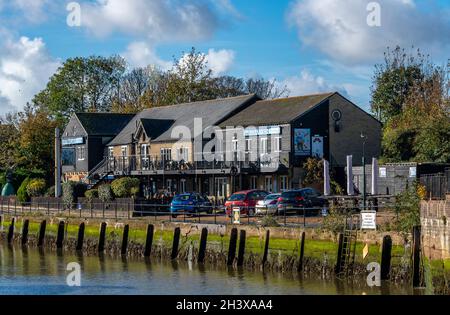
left=0, top=244, right=412, bottom=295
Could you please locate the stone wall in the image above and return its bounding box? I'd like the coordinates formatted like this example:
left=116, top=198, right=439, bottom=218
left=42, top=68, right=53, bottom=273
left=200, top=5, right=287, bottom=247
left=421, top=195, right=450, bottom=260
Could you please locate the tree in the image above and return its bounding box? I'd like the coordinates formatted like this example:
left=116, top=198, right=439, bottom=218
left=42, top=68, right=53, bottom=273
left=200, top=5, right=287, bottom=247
left=0, top=123, right=19, bottom=171
left=33, top=55, right=126, bottom=122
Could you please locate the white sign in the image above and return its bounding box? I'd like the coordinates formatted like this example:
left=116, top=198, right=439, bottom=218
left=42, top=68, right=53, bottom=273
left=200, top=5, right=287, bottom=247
left=312, top=135, right=324, bottom=158
left=244, top=126, right=280, bottom=137
left=379, top=167, right=387, bottom=178
left=361, top=211, right=377, bottom=230
left=232, top=207, right=241, bottom=225
left=62, top=137, right=84, bottom=146
left=409, top=167, right=417, bottom=178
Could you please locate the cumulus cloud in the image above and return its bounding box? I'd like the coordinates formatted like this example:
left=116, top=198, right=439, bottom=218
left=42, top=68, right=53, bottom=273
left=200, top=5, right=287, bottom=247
left=287, top=0, right=450, bottom=64
left=205, top=49, right=235, bottom=76
left=12, top=0, right=50, bottom=23
left=122, top=41, right=172, bottom=70
left=0, top=33, right=60, bottom=115
left=279, top=70, right=349, bottom=97
left=79, top=0, right=220, bottom=42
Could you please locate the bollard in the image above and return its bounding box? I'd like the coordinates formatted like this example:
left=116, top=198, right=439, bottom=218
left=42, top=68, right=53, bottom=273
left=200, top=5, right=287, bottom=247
left=197, top=228, right=208, bottom=264
left=144, top=224, right=154, bottom=257
left=412, top=226, right=421, bottom=287
left=76, top=223, right=85, bottom=251
left=227, top=228, right=238, bottom=266
left=7, top=218, right=15, bottom=244
left=121, top=225, right=129, bottom=256
left=380, top=235, right=392, bottom=280
left=237, top=230, right=246, bottom=267
left=262, top=230, right=270, bottom=266
left=98, top=222, right=107, bottom=253
left=22, top=219, right=30, bottom=246
left=56, top=221, right=65, bottom=249
left=38, top=220, right=46, bottom=247
left=335, top=233, right=344, bottom=274
left=298, top=231, right=306, bottom=272
left=171, top=227, right=181, bottom=260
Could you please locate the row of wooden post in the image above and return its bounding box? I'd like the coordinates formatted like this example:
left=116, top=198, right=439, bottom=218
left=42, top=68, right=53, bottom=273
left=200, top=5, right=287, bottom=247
left=2, top=215, right=416, bottom=283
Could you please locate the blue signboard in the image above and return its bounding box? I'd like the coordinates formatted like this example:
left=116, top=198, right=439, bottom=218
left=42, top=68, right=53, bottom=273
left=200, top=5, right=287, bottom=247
left=62, top=137, right=84, bottom=146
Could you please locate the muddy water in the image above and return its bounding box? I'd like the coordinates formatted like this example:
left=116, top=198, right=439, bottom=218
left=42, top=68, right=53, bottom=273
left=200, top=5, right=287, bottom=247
left=0, top=244, right=412, bottom=295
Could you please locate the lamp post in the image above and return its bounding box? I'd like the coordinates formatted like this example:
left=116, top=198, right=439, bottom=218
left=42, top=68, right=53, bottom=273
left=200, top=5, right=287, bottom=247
left=361, top=133, right=367, bottom=210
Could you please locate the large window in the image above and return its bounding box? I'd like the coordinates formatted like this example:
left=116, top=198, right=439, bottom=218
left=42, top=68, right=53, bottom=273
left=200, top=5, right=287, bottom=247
left=280, top=176, right=289, bottom=191
left=264, top=176, right=273, bottom=192
left=62, top=148, right=75, bottom=166
left=178, top=147, right=189, bottom=161
left=274, top=136, right=282, bottom=153
left=77, top=146, right=86, bottom=161
left=161, top=148, right=172, bottom=162
left=250, top=176, right=258, bottom=190
left=260, top=138, right=268, bottom=155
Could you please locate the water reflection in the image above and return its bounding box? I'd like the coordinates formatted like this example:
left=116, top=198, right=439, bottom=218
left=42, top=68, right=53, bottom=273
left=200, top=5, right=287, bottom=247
left=0, top=244, right=412, bottom=295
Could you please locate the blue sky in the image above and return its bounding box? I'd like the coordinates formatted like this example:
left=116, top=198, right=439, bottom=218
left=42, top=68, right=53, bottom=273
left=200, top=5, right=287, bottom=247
left=1, top=0, right=449, bottom=115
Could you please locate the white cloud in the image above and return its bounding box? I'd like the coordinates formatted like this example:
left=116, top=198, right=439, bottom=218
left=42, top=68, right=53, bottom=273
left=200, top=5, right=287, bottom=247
left=280, top=70, right=349, bottom=97
left=205, top=49, right=235, bottom=76
left=0, top=33, right=60, bottom=115
left=12, top=0, right=50, bottom=23
left=80, top=0, right=220, bottom=42
left=122, top=41, right=172, bottom=70
left=287, top=0, right=450, bottom=64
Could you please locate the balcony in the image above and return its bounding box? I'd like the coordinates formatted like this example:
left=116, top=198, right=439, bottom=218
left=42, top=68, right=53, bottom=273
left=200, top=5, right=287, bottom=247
left=105, top=154, right=286, bottom=176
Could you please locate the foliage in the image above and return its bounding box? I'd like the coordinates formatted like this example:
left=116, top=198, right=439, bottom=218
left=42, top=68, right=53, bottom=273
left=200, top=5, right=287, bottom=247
left=45, top=185, right=55, bottom=197
left=26, top=178, right=47, bottom=197
left=17, top=178, right=32, bottom=203
left=260, top=215, right=280, bottom=227
left=111, top=177, right=140, bottom=198
left=62, top=181, right=86, bottom=208
left=371, top=46, right=450, bottom=163
left=85, top=189, right=99, bottom=202
left=322, top=202, right=348, bottom=236
left=98, top=184, right=113, bottom=202
left=393, top=182, right=421, bottom=236
left=0, top=123, right=19, bottom=170
left=302, top=158, right=343, bottom=194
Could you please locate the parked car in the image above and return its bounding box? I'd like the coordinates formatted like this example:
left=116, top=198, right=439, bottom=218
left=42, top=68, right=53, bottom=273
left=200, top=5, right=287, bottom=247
left=170, top=193, right=213, bottom=218
left=277, top=188, right=327, bottom=216
left=225, top=190, right=269, bottom=216
left=255, top=193, right=281, bottom=215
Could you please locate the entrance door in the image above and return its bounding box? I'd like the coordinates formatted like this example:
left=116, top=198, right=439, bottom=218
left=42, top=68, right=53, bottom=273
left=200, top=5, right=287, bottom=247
left=215, top=177, right=228, bottom=199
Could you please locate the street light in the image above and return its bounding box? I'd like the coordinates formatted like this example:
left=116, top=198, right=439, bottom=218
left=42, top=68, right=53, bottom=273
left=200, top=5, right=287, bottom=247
left=361, top=132, right=367, bottom=209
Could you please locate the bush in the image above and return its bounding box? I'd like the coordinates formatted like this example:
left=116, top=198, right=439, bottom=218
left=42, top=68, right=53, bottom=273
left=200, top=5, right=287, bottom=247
left=85, top=189, right=99, bottom=202
left=322, top=202, right=348, bottom=236
left=45, top=185, right=55, bottom=197
left=98, top=184, right=113, bottom=202
left=394, top=182, right=421, bottom=236
left=62, top=181, right=76, bottom=209
left=111, top=177, right=140, bottom=198
left=17, top=178, right=32, bottom=203
left=26, top=178, right=47, bottom=197
left=260, top=215, right=280, bottom=227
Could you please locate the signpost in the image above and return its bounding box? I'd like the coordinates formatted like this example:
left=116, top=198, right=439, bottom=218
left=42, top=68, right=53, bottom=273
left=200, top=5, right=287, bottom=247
left=361, top=211, right=377, bottom=230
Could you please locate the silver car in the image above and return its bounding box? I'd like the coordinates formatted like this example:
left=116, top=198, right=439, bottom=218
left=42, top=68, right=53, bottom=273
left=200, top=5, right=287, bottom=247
left=255, top=193, right=281, bottom=215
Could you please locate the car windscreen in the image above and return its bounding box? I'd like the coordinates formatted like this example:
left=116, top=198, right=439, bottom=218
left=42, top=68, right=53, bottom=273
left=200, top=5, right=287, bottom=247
left=173, top=195, right=192, bottom=201
left=228, top=194, right=246, bottom=201
left=281, top=191, right=302, bottom=200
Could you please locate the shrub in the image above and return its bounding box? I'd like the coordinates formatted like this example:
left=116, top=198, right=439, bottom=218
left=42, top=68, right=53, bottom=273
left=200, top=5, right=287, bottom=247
left=45, top=185, right=55, bottom=197
left=17, top=178, right=32, bottom=203
left=322, top=202, right=348, bottom=236
left=98, top=184, right=113, bottom=202
left=260, top=215, right=280, bottom=227
left=62, top=181, right=76, bottom=209
left=85, top=189, right=99, bottom=202
left=111, top=177, right=140, bottom=198
left=394, top=182, right=421, bottom=236
left=26, top=178, right=47, bottom=197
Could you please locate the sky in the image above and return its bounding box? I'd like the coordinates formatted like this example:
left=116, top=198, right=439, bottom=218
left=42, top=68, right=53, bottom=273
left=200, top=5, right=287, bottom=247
left=0, top=0, right=449, bottom=116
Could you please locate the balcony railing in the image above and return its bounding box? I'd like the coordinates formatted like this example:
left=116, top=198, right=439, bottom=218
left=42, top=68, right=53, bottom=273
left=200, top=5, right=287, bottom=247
left=106, top=154, right=284, bottom=174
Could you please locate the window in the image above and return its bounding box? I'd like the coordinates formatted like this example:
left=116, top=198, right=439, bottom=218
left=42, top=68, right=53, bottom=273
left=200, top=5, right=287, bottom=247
left=180, top=179, right=187, bottom=193
left=77, top=146, right=86, bottom=161
left=250, top=176, right=257, bottom=190
left=178, top=147, right=189, bottom=161
left=141, top=144, right=148, bottom=157
left=108, top=147, right=114, bottom=157
left=166, top=179, right=173, bottom=192
left=232, top=136, right=238, bottom=152
left=274, top=136, right=282, bottom=153
left=121, top=146, right=128, bottom=158
left=161, top=148, right=172, bottom=162
left=280, top=176, right=289, bottom=191
left=260, top=138, right=268, bottom=155
left=245, top=139, right=252, bottom=152
left=264, top=176, right=273, bottom=192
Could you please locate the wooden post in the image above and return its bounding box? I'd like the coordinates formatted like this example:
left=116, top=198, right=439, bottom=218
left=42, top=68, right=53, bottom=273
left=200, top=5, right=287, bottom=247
left=38, top=220, right=46, bottom=247
left=298, top=231, right=306, bottom=272
left=7, top=218, right=15, bottom=244
left=171, top=227, right=181, bottom=260
left=56, top=221, right=65, bottom=249
left=237, top=230, right=246, bottom=267
left=98, top=222, right=107, bottom=253
left=335, top=233, right=344, bottom=274
left=262, top=230, right=270, bottom=266
left=197, top=228, right=208, bottom=264
left=380, top=235, right=392, bottom=280
left=227, top=228, right=238, bottom=266
left=412, top=226, right=421, bottom=287
left=21, top=219, right=30, bottom=246
left=144, top=224, right=154, bottom=257
left=121, top=225, right=129, bottom=256
left=76, top=223, right=85, bottom=251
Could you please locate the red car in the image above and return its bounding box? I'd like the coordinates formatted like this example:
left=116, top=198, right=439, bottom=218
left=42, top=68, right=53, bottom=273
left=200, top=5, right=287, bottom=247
left=225, top=190, right=269, bottom=216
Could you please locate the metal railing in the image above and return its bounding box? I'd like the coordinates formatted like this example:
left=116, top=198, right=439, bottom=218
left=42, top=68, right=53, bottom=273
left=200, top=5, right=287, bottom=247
left=420, top=170, right=450, bottom=200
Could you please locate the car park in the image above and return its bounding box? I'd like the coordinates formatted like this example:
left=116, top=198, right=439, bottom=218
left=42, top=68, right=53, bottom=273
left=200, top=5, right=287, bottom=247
left=225, top=190, right=269, bottom=216
left=170, top=193, right=213, bottom=218
left=255, top=193, right=281, bottom=215
left=277, top=188, right=327, bottom=216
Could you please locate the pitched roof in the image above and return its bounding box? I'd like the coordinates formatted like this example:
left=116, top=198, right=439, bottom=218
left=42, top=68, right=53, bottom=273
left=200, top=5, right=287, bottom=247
left=75, top=113, right=135, bottom=136
left=139, top=118, right=175, bottom=140
left=108, top=94, right=259, bottom=145
left=219, top=92, right=335, bottom=127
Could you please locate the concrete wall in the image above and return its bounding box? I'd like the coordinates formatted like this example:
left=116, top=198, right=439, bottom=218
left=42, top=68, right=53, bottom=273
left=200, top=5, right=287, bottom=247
left=421, top=195, right=450, bottom=260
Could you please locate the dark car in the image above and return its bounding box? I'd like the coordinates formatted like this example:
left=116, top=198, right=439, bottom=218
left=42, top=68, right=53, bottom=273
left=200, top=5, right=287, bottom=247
left=170, top=193, right=213, bottom=218
left=277, top=188, right=327, bottom=216
left=225, top=190, right=269, bottom=216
